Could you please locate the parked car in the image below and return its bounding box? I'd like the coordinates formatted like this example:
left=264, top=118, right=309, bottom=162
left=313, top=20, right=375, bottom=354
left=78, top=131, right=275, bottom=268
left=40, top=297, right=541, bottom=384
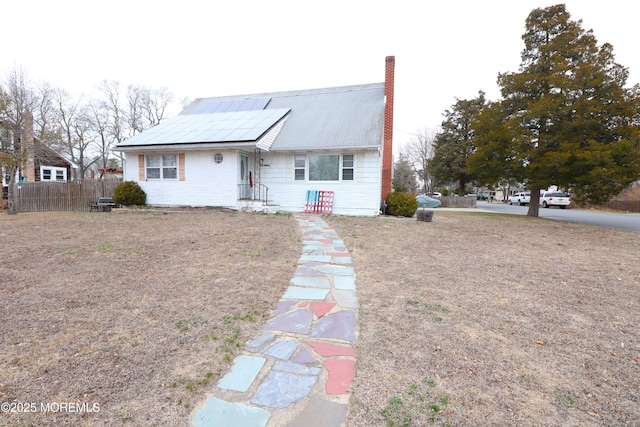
left=540, top=191, right=570, bottom=208
left=509, top=192, right=531, bottom=206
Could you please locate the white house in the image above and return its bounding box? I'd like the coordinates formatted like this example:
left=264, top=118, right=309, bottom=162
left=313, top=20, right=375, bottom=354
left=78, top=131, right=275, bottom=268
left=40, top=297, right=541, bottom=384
left=113, top=57, right=395, bottom=216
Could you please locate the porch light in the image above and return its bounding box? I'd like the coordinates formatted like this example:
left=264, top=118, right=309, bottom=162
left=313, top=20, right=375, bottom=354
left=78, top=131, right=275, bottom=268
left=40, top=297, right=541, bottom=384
left=214, top=153, right=223, bottom=163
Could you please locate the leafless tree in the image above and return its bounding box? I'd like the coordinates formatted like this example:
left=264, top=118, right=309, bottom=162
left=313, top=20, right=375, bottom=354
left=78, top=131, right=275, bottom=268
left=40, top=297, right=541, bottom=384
left=127, top=84, right=176, bottom=135
left=126, top=84, right=145, bottom=136
left=99, top=80, right=126, bottom=145
left=140, top=86, right=174, bottom=127
left=0, top=67, right=37, bottom=214
left=88, top=99, right=114, bottom=171
left=71, top=107, right=98, bottom=182
left=52, top=88, right=98, bottom=181
left=403, top=128, right=437, bottom=194
left=52, top=88, right=81, bottom=176
left=32, top=81, right=58, bottom=143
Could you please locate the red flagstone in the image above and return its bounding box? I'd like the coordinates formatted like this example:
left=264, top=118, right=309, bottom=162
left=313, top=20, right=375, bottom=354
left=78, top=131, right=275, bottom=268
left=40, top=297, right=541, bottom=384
left=327, top=252, right=350, bottom=257
left=305, top=340, right=355, bottom=357
left=324, top=359, right=356, bottom=394
left=310, top=302, right=335, bottom=318
left=298, top=301, right=309, bottom=308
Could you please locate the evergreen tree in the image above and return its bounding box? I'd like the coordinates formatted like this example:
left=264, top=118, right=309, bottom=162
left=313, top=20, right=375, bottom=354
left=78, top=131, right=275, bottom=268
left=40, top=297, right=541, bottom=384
left=429, top=92, right=486, bottom=196
left=392, top=153, right=418, bottom=193
left=470, top=4, right=640, bottom=216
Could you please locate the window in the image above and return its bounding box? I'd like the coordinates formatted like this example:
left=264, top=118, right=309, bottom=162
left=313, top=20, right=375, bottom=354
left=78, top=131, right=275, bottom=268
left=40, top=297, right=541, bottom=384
left=294, top=154, right=306, bottom=181
left=40, top=166, right=67, bottom=182
left=294, top=154, right=354, bottom=181
left=309, top=155, right=339, bottom=181
left=342, top=154, right=354, bottom=181
left=146, top=154, right=178, bottom=180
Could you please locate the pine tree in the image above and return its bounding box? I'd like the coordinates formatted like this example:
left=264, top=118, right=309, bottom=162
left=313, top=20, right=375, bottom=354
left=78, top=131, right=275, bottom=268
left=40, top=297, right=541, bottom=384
left=470, top=4, right=640, bottom=216
left=430, top=92, right=486, bottom=196
left=392, top=153, right=418, bottom=193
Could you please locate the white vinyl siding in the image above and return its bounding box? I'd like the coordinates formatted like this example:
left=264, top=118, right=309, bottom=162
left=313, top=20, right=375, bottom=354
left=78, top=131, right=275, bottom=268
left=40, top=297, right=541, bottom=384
left=122, top=149, right=381, bottom=216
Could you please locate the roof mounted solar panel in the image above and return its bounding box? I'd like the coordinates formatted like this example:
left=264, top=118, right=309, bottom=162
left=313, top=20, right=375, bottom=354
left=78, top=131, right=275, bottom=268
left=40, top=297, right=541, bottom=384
left=182, top=97, right=271, bottom=114
left=116, top=108, right=291, bottom=146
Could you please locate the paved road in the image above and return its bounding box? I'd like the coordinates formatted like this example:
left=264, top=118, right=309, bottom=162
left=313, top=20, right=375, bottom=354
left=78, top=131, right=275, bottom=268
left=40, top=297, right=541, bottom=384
left=476, top=201, right=640, bottom=231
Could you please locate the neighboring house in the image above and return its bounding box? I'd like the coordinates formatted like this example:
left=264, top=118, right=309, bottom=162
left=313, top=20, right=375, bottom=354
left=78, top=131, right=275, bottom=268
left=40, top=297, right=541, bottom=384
left=2, top=114, right=76, bottom=199
left=24, top=141, right=75, bottom=183
left=113, top=56, right=395, bottom=216
left=90, top=167, right=124, bottom=181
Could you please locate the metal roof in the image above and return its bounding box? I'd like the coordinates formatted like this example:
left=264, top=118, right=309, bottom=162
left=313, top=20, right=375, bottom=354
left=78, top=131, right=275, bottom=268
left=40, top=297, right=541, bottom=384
left=115, top=83, right=385, bottom=151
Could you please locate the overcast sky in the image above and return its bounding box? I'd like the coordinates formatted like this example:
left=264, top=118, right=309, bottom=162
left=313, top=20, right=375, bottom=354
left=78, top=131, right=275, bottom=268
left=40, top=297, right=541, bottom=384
left=3, top=1, right=638, bottom=153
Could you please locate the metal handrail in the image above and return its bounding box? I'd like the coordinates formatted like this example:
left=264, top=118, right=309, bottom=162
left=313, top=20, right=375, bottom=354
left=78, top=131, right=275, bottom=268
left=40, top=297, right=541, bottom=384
left=237, top=184, right=269, bottom=204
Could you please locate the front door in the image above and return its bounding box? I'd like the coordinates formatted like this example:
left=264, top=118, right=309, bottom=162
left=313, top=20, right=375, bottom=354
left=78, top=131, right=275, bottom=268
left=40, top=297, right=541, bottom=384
left=240, top=154, right=250, bottom=199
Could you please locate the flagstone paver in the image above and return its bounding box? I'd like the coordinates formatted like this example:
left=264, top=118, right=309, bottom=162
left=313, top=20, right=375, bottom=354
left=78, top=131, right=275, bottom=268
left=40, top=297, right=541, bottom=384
left=217, top=355, right=266, bottom=392
left=192, top=398, right=270, bottom=427
left=324, top=359, right=356, bottom=395
left=192, top=213, right=358, bottom=427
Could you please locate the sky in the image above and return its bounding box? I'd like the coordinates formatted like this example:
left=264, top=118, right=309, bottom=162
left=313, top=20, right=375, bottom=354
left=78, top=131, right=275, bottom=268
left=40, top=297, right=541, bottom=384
left=3, top=0, right=639, bottom=154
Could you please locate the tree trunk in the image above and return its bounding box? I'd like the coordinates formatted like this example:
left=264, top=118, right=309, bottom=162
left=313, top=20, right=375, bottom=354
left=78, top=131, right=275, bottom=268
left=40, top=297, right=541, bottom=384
left=527, top=186, right=541, bottom=217
left=6, top=166, right=18, bottom=215
left=458, top=180, right=466, bottom=197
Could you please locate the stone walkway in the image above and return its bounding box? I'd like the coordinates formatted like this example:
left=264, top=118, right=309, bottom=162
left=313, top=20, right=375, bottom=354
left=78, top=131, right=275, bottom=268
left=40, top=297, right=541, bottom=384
left=192, top=213, right=358, bottom=427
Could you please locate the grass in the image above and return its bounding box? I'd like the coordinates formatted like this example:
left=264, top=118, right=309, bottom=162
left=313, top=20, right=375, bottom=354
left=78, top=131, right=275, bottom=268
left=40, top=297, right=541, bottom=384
left=406, top=299, right=450, bottom=321
left=329, top=211, right=640, bottom=426
left=0, top=209, right=300, bottom=426
left=3, top=208, right=639, bottom=426
left=123, top=245, right=142, bottom=256
left=555, top=394, right=576, bottom=408
left=62, top=246, right=82, bottom=256
left=380, top=378, right=450, bottom=427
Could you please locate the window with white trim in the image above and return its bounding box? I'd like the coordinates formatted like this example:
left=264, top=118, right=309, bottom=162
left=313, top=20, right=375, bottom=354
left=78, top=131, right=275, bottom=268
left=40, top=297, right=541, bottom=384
left=40, top=166, right=67, bottom=182
left=293, top=154, right=355, bottom=182
left=294, top=154, right=306, bottom=181
left=146, top=154, right=178, bottom=180
left=342, top=154, right=354, bottom=181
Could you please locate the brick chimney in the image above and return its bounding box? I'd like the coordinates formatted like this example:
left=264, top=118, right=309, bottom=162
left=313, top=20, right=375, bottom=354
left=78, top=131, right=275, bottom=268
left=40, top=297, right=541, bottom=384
left=381, top=55, right=395, bottom=203
left=21, top=112, right=36, bottom=182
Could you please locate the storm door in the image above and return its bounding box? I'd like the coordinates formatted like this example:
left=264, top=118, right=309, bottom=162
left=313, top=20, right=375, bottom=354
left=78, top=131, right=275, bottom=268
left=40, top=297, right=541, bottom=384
left=239, top=154, right=250, bottom=199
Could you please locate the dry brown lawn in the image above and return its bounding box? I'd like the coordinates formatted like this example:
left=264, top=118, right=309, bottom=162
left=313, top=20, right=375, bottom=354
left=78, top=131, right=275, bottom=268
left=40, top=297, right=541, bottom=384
left=0, top=209, right=300, bottom=426
left=1, top=208, right=639, bottom=426
left=328, top=211, right=640, bottom=427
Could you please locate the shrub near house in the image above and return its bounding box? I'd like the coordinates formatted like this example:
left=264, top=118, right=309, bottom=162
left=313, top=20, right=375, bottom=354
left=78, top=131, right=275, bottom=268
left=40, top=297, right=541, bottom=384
left=385, top=192, right=418, bottom=217
left=113, top=181, right=147, bottom=206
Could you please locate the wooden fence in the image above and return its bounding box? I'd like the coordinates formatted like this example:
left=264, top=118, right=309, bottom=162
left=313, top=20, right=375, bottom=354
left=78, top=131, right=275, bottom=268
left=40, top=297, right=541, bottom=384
left=12, top=180, right=121, bottom=212
left=439, top=196, right=477, bottom=208
left=604, top=199, right=640, bottom=212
